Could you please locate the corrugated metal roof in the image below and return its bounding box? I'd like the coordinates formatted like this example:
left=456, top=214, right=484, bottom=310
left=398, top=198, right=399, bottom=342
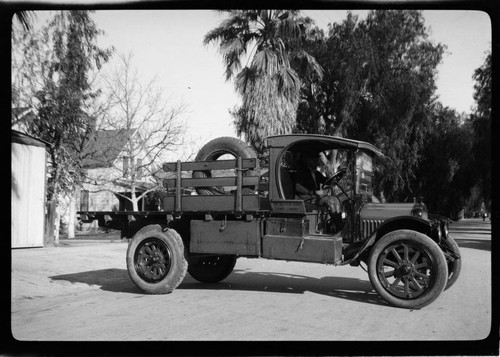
left=11, top=129, right=51, bottom=148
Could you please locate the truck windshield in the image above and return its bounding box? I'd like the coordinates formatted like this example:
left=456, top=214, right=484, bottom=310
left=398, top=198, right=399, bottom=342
left=355, top=151, right=373, bottom=195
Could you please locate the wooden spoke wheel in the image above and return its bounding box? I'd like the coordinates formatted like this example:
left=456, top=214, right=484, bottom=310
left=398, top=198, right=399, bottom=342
left=368, top=230, right=448, bottom=309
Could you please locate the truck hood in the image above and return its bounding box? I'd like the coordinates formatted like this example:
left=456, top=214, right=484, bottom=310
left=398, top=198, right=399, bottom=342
left=360, top=203, right=427, bottom=221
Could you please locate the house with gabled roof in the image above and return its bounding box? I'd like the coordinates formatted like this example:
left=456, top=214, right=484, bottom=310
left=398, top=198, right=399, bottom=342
left=81, top=129, right=137, bottom=170
left=77, top=128, right=158, bottom=229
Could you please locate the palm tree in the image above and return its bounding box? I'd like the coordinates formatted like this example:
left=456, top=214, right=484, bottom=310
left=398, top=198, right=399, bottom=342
left=204, top=10, right=323, bottom=150
left=14, top=11, right=35, bottom=31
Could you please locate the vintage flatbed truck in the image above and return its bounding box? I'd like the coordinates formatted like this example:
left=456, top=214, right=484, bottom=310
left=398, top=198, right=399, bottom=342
left=78, top=134, right=461, bottom=309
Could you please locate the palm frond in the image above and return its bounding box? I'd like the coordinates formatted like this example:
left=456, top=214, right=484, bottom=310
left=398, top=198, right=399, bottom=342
left=14, top=11, right=36, bottom=31
left=252, top=48, right=279, bottom=75
left=220, top=36, right=245, bottom=54
left=278, top=16, right=302, bottom=40
left=223, top=52, right=243, bottom=81
left=295, top=49, right=324, bottom=79
left=277, top=67, right=300, bottom=97
left=235, top=67, right=259, bottom=95
left=219, top=37, right=245, bottom=79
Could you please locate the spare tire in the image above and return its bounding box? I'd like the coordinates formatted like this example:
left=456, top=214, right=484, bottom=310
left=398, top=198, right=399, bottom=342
left=193, top=137, right=260, bottom=195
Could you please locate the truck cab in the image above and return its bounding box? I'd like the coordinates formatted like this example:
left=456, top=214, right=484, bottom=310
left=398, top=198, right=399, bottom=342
left=266, top=134, right=383, bottom=239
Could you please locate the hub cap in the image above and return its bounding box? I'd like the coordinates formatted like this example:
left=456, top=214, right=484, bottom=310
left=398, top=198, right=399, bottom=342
left=134, top=238, right=172, bottom=283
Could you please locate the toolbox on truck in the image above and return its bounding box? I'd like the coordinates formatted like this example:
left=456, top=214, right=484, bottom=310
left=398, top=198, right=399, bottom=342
left=262, top=234, right=343, bottom=264
left=265, top=217, right=309, bottom=237
left=263, top=217, right=342, bottom=264
left=190, top=219, right=261, bottom=256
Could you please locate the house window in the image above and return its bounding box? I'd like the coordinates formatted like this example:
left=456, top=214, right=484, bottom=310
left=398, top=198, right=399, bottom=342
left=123, top=156, right=131, bottom=177
left=136, top=158, right=143, bottom=177
left=80, top=189, right=89, bottom=211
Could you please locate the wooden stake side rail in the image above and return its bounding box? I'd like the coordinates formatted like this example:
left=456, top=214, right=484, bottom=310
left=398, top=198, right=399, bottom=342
left=162, top=157, right=261, bottom=214
left=77, top=158, right=264, bottom=230
left=162, top=158, right=257, bottom=172
left=163, top=176, right=260, bottom=189
left=163, top=194, right=261, bottom=213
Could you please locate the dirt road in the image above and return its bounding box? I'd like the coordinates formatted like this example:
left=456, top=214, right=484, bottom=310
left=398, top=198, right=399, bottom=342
left=11, top=219, right=493, bottom=344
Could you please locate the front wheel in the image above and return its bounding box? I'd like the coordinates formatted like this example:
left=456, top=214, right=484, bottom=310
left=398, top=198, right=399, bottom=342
left=188, top=254, right=237, bottom=283
left=127, top=225, right=187, bottom=294
left=368, top=230, right=448, bottom=309
left=441, top=236, right=461, bottom=290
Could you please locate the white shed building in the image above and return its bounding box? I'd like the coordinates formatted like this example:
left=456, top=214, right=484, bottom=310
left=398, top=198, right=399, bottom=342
left=11, top=130, right=48, bottom=248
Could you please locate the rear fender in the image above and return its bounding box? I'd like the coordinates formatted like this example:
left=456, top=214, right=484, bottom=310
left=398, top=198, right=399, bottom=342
left=131, top=224, right=164, bottom=239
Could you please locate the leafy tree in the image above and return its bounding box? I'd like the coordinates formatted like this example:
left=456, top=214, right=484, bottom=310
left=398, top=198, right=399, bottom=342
left=11, top=14, right=46, bottom=112
left=381, top=50, right=490, bottom=219
left=412, top=104, right=474, bottom=218
left=469, top=52, right=491, bottom=212
left=295, top=13, right=371, bottom=173
left=12, top=10, right=113, bottom=240
left=296, top=13, right=368, bottom=138
left=295, top=10, right=445, bottom=201
left=204, top=10, right=323, bottom=150
left=22, top=11, right=113, bottom=201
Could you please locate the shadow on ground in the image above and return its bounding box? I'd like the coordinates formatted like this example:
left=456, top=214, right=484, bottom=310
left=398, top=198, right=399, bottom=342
left=50, top=269, right=141, bottom=294
left=454, top=238, right=491, bottom=252
left=450, top=228, right=491, bottom=235
left=182, top=268, right=388, bottom=307
left=50, top=267, right=387, bottom=307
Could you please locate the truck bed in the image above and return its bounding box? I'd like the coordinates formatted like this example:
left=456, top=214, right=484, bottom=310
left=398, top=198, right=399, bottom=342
left=78, top=157, right=274, bottom=236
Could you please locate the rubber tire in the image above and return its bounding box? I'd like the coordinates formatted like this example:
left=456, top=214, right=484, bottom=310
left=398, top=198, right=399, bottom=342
left=127, top=225, right=187, bottom=294
left=442, top=236, right=462, bottom=291
left=367, top=230, right=448, bottom=309
left=192, top=137, right=259, bottom=195
left=188, top=254, right=237, bottom=283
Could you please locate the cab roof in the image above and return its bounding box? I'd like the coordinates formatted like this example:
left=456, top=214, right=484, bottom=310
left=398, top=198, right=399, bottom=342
left=265, top=134, right=384, bottom=157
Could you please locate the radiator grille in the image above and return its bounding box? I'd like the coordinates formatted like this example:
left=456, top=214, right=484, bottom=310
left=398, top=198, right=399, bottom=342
left=361, top=219, right=383, bottom=239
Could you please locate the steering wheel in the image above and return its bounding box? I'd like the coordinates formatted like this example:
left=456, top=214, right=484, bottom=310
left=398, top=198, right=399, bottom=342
left=322, top=167, right=347, bottom=189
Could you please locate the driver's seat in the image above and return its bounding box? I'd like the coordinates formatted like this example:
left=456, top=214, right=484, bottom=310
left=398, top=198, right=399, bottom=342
left=280, top=167, right=296, bottom=199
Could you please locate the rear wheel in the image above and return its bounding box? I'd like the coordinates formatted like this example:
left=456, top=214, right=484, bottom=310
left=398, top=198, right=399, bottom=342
left=188, top=254, right=237, bottom=283
left=127, top=225, right=187, bottom=294
left=368, top=230, right=448, bottom=309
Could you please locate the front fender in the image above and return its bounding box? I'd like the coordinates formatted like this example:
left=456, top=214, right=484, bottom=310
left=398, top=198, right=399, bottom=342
left=374, top=216, right=436, bottom=242
left=342, top=216, right=438, bottom=265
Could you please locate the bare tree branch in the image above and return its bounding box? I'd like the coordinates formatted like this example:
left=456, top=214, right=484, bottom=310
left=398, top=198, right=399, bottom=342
left=81, top=52, right=188, bottom=211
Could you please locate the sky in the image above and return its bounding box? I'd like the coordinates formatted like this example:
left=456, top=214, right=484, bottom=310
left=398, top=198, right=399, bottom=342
left=30, top=9, right=492, bottom=158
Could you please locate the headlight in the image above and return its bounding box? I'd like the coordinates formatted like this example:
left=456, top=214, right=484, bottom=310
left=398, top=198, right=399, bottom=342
left=441, top=221, right=449, bottom=238
left=435, top=223, right=442, bottom=241
left=411, top=206, right=423, bottom=217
